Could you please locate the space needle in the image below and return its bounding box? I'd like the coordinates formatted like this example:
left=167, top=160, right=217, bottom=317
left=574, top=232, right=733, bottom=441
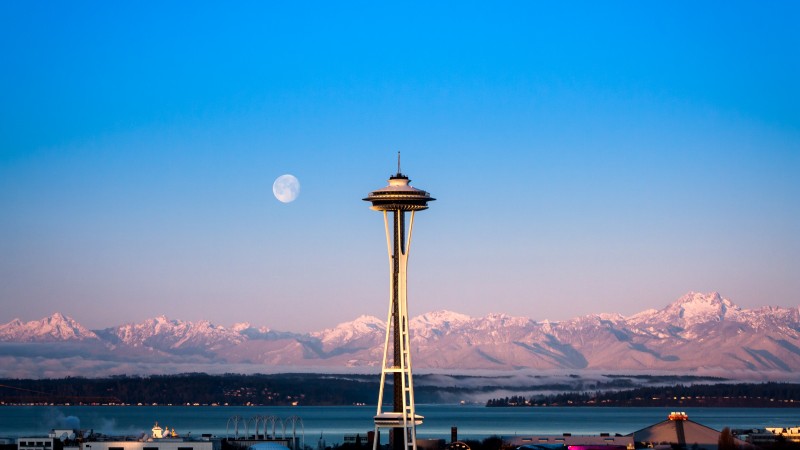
left=364, top=154, right=435, bottom=450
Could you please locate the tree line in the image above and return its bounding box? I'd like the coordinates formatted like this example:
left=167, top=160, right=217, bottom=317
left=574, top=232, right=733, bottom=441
left=486, top=382, right=800, bottom=407
left=4, top=374, right=798, bottom=407
left=0, top=373, right=378, bottom=405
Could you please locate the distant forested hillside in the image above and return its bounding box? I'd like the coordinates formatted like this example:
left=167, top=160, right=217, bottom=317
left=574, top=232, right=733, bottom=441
left=487, top=382, right=800, bottom=407
left=0, top=373, right=377, bottom=405
left=2, top=373, right=799, bottom=407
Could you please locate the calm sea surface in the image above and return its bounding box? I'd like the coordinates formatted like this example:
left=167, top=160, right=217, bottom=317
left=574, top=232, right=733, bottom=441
left=1, top=406, right=798, bottom=444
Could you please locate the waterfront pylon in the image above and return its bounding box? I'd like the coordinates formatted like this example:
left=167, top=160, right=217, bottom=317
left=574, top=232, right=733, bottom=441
left=363, top=154, right=435, bottom=450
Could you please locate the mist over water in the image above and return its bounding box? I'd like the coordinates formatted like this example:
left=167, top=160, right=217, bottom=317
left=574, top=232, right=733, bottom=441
left=2, top=406, right=799, bottom=445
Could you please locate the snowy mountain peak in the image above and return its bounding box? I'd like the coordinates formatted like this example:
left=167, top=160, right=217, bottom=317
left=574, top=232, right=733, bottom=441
left=348, top=314, right=384, bottom=329
left=48, top=312, right=67, bottom=321
left=411, top=310, right=471, bottom=328
left=666, top=291, right=740, bottom=322
left=4, top=291, right=800, bottom=377
left=675, top=291, right=724, bottom=306
left=624, top=292, right=743, bottom=329
left=311, top=315, right=384, bottom=345
left=482, top=312, right=532, bottom=327
left=627, top=308, right=659, bottom=322
left=0, top=313, right=98, bottom=342
left=232, top=322, right=253, bottom=332
left=109, top=316, right=246, bottom=349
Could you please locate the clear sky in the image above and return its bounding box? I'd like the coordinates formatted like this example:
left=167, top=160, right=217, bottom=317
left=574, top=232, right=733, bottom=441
left=1, top=2, right=798, bottom=333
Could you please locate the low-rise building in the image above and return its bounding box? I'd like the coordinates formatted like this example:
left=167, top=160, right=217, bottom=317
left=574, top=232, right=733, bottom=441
left=629, top=412, right=750, bottom=450
left=506, top=433, right=634, bottom=450
left=17, top=437, right=57, bottom=450
left=17, top=428, right=81, bottom=450
left=82, top=438, right=215, bottom=450
left=738, top=426, right=800, bottom=445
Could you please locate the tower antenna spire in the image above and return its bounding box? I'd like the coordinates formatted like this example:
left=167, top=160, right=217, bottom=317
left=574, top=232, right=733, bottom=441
left=397, top=151, right=401, bottom=175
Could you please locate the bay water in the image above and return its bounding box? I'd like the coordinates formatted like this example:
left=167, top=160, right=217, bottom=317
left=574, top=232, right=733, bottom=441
left=1, top=405, right=798, bottom=445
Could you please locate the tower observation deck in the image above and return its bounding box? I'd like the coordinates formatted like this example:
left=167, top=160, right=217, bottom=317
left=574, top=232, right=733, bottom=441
left=364, top=175, right=434, bottom=211
left=363, top=155, right=434, bottom=450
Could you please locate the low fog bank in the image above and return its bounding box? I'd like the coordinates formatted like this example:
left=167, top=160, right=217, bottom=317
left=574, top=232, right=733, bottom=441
left=4, top=355, right=800, bottom=397
left=413, top=370, right=800, bottom=404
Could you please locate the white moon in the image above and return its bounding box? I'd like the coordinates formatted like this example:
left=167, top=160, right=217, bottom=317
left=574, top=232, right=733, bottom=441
left=273, top=174, right=300, bottom=203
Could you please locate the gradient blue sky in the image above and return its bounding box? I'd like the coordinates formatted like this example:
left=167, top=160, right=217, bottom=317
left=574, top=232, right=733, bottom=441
left=1, top=2, right=798, bottom=332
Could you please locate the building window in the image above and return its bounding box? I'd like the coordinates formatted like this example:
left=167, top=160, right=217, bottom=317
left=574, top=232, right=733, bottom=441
left=178, top=447, right=194, bottom=450
left=144, top=447, right=159, bottom=450
left=109, top=446, right=124, bottom=450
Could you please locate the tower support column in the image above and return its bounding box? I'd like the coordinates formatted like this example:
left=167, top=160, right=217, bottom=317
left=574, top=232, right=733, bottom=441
left=364, top=163, right=433, bottom=450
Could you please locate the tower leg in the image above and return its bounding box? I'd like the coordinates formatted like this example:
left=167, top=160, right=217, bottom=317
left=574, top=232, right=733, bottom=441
left=373, top=210, right=421, bottom=450
left=392, top=210, right=403, bottom=450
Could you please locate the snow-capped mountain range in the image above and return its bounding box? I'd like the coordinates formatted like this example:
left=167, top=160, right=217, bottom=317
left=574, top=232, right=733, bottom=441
left=2, top=292, right=800, bottom=378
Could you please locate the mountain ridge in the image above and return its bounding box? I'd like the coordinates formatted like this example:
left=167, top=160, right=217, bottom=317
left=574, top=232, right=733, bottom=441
left=2, top=292, right=800, bottom=378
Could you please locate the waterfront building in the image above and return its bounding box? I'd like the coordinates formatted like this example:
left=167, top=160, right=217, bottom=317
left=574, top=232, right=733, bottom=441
left=17, top=435, right=61, bottom=450
left=629, top=412, right=748, bottom=450
left=764, top=426, right=800, bottom=442
left=82, top=438, right=214, bottom=450
left=506, top=433, right=633, bottom=450
left=16, top=424, right=218, bottom=450
left=17, top=429, right=81, bottom=450
left=68, top=423, right=216, bottom=450
left=505, top=413, right=760, bottom=450
left=364, top=155, right=435, bottom=450
left=13, top=416, right=303, bottom=450
left=14, top=430, right=298, bottom=450
left=740, top=426, right=800, bottom=445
